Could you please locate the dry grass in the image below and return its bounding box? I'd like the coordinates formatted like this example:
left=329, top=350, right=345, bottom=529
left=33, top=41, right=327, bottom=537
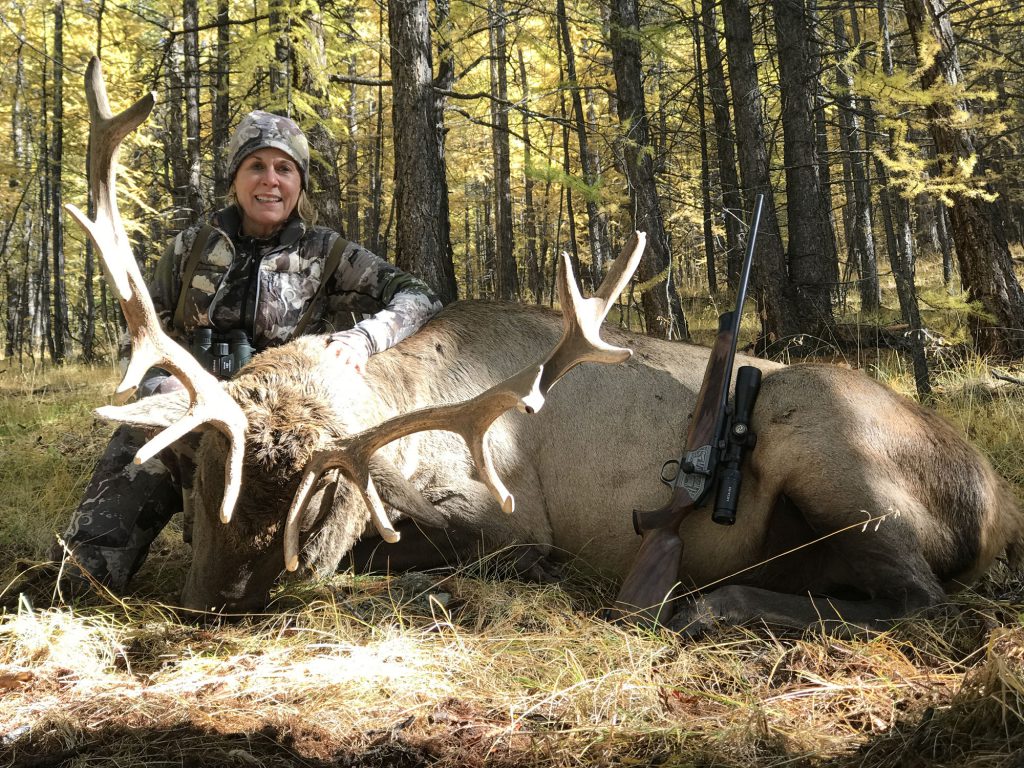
left=0, top=354, right=1022, bottom=767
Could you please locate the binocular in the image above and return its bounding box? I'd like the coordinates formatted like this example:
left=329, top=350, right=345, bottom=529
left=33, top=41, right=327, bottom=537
left=190, top=328, right=254, bottom=379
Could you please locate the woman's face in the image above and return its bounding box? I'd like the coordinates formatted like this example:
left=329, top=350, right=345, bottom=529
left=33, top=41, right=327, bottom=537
left=233, top=147, right=302, bottom=238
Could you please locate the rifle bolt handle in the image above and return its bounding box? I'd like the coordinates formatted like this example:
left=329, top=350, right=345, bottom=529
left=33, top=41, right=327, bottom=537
left=733, top=423, right=748, bottom=437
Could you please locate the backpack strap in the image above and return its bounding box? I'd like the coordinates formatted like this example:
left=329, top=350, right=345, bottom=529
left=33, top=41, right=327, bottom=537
left=293, top=234, right=350, bottom=337
left=172, top=223, right=215, bottom=333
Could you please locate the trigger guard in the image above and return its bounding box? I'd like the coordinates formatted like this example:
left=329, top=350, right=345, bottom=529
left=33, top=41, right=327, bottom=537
left=660, top=459, right=680, bottom=487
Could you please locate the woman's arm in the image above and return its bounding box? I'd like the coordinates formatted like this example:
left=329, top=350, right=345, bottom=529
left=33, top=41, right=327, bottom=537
left=324, top=237, right=443, bottom=369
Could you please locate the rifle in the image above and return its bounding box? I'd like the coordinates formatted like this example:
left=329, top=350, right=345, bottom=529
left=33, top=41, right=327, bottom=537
left=610, top=195, right=765, bottom=625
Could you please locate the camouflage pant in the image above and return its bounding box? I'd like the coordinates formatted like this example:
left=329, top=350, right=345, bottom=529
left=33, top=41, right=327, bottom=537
left=53, top=374, right=184, bottom=591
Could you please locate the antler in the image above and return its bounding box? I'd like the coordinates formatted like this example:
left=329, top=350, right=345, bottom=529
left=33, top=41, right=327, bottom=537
left=282, top=233, right=647, bottom=571
left=65, top=57, right=248, bottom=525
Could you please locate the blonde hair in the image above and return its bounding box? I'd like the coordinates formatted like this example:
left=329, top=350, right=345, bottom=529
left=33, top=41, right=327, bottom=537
left=296, top=190, right=318, bottom=225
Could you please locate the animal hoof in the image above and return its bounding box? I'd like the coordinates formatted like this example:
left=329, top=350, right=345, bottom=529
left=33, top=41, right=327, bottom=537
left=666, top=598, right=725, bottom=638
left=524, top=557, right=563, bottom=584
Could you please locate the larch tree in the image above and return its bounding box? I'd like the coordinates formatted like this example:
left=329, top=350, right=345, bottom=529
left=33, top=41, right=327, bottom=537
left=608, top=0, right=689, bottom=340
left=833, top=9, right=880, bottom=314
left=518, top=47, right=541, bottom=303
left=298, top=2, right=344, bottom=233
left=701, top=0, right=743, bottom=288
left=721, top=0, right=801, bottom=348
left=489, top=0, right=518, bottom=300
left=183, top=0, right=204, bottom=218
left=692, top=10, right=717, bottom=295
left=51, top=0, right=70, bottom=363
left=875, top=0, right=930, bottom=397
left=902, top=0, right=1024, bottom=357
left=212, top=0, right=231, bottom=199
left=39, top=20, right=52, bottom=362
left=772, top=0, right=835, bottom=332
left=555, top=0, right=608, bottom=289
left=387, top=0, right=458, bottom=303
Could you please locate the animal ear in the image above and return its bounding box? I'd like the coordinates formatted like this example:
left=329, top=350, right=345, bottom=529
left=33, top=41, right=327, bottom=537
left=367, top=456, right=449, bottom=529
left=94, top=388, right=192, bottom=430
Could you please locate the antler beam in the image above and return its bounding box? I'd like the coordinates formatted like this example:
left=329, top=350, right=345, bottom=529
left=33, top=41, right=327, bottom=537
left=282, top=233, right=646, bottom=571
left=65, top=57, right=249, bottom=525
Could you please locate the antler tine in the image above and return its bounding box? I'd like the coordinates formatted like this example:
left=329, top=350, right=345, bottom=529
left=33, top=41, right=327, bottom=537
left=282, top=236, right=645, bottom=571
left=65, top=57, right=248, bottom=526
left=536, top=231, right=646, bottom=396
left=282, top=366, right=541, bottom=570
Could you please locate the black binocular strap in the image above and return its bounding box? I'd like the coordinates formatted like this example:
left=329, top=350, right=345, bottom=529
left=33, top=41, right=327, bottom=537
left=292, top=235, right=349, bottom=337
left=172, top=223, right=215, bottom=333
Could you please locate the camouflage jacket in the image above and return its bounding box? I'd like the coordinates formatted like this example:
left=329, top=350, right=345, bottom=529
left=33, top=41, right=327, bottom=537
left=149, top=206, right=442, bottom=355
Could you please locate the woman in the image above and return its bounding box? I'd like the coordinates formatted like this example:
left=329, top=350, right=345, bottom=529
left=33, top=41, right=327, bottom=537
left=54, top=110, right=443, bottom=592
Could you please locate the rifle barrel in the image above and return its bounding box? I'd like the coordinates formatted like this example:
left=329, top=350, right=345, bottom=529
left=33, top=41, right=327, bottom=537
left=718, top=193, right=764, bottom=421
left=732, top=194, right=764, bottom=340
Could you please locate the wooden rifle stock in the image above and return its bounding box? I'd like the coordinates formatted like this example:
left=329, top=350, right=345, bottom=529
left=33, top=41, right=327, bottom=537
left=609, top=195, right=764, bottom=626
left=609, top=320, right=738, bottom=624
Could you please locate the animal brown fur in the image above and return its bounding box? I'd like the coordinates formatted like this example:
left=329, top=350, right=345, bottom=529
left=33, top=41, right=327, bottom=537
left=107, top=302, right=1024, bottom=629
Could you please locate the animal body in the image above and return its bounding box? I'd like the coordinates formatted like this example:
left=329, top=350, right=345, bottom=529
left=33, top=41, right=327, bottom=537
left=75, top=56, right=1022, bottom=631
left=109, top=300, right=1024, bottom=629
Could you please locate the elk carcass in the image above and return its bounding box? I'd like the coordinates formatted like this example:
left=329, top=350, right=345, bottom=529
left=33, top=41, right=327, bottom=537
left=69, top=59, right=1024, bottom=630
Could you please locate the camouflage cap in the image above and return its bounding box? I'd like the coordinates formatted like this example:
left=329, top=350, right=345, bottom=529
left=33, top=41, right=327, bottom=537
left=227, top=110, right=310, bottom=190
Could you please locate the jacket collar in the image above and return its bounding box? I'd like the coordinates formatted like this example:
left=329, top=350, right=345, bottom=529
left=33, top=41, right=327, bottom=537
left=211, top=205, right=306, bottom=248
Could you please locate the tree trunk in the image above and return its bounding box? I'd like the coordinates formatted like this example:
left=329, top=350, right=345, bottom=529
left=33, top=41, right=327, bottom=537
left=51, top=0, right=70, bottom=362
left=701, top=0, right=743, bottom=288
left=6, top=43, right=29, bottom=358
left=518, top=48, right=541, bottom=303
left=482, top=182, right=495, bottom=297
left=81, top=0, right=108, bottom=361
left=877, top=0, right=930, bottom=396
left=463, top=207, right=474, bottom=298
left=807, top=0, right=839, bottom=286
left=772, top=0, right=834, bottom=331
left=608, top=0, right=688, bottom=339
left=39, top=24, right=53, bottom=361
left=903, top=0, right=1024, bottom=357
left=537, top=122, right=558, bottom=305
left=183, top=0, right=204, bottom=219
left=915, top=193, right=941, bottom=257
left=212, top=0, right=231, bottom=199
left=936, top=201, right=954, bottom=285
left=833, top=10, right=880, bottom=313
left=298, top=4, right=343, bottom=232
left=981, top=25, right=1021, bottom=248
left=345, top=59, right=361, bottom=241
left=555, top=0, right=608, bottom=288
left=388, top=0, right=458, bottom=302
left=692, top=9, right=716, bottom=296
left=366, top=12, right=387, bottom=255
left=489, top=0, right=518, bottom=300
left=583, top=36, right=611, bottom=288
left=556, top=33, right=583, bottom=285
left=721, top=0, right=800, bottom=347
left=269, top=0, right=290, bottom=98
left=166, top=40, right=189, bottom=231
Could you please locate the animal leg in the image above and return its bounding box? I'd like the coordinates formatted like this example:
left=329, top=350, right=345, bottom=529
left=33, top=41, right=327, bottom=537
left=669, top=583, right=926, bottom=635
left=349, top=518, right=559, bottom=581
left=669, top=519, right=946, bottom=633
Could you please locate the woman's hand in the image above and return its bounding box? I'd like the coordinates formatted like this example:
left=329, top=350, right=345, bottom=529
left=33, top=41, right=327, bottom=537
left=325, top=331, right=370, bottom=374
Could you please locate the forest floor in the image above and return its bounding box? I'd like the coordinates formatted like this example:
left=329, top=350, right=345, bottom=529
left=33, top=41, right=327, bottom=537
left=0, top=356, right=1022, bottom=767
